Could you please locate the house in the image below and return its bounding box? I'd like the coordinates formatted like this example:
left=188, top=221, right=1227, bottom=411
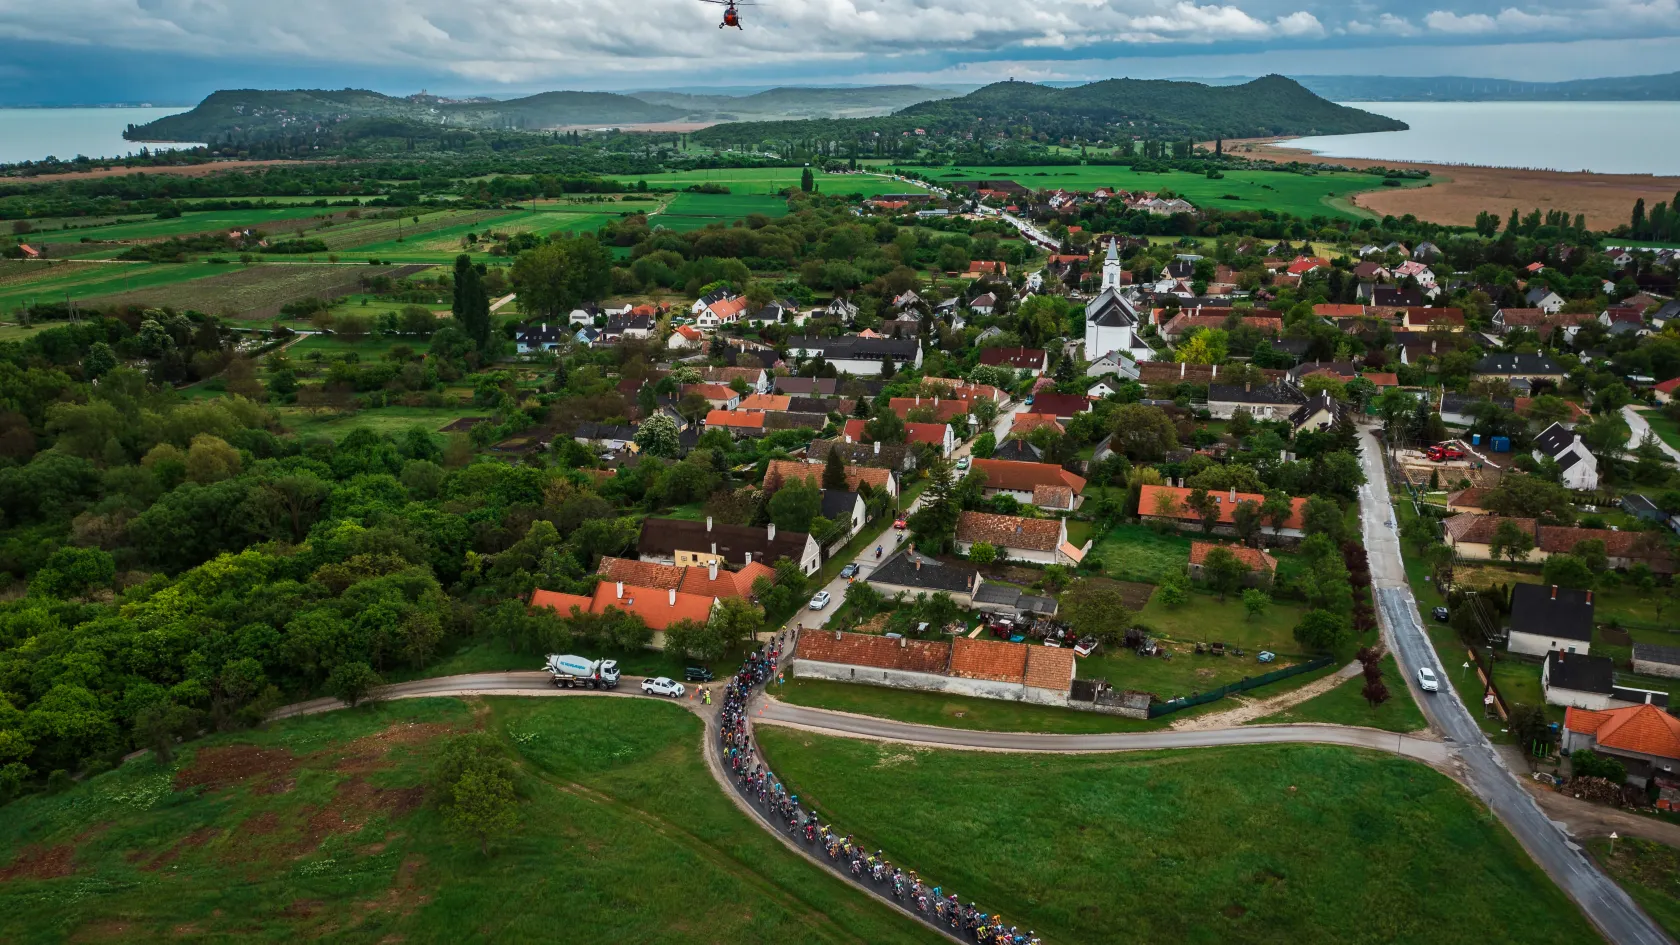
left=1010, top=413, right=1065, bottom=437
left=920, top=378, right=1006, bottom=404
left=979, top=347, right=1049, bottom=375
left=1401, top=307, right=1465, bottom=331
left=1536, top=526, right=1672, bottom=573
left=16, top=244, right=40, bottom=259
left=1442, top=514, right=1541, bottom=563
left=840, top=418, right=954, bottom=457
left=695, top=366, right=770, bottom=394
left=1137, top=485, right=1308, bottom=538
left=1524, top=287, right=1566, bottom=313
left=808, top=437, right=916, bottom=472
left=971, top=581, right=1060, bottom=617
left=1187, top=541, right=1277, bottom=586
left=972, top=459, right=1087, bottom=510
left=955, top=511, right=1080, bottom=565
left=820, top=489, right=867, bottom=540
left=784, top=336, right=922, bottom=376
left=791, top=629, right=1074, bottom=705
left=1160, top=312, right=1282, bottom=343
left=693, top=292, right=749, bottom=329
left=746, top=302, right=796, bottom=327
left=1543, top=650, right=1669, bottom=711
left=990, top=438, right=1044, bottom=463
left=887, top=396, right=972, bottom=425
left=1507, top=583, right=1594, bottom=657
left=603, top=313, right=653, bottom=341
left=762, top=458, right=898, bottom=498
left=1289, top=391, right=1346, bottom=434
left=567, top=307, right=597, bottom=326
left=1086, top=352, right=1141, bottom=381
left=1087, top=380, right=1118, bottom=399
left=1562, top=703, right=1680, bottom=787
left=1654, top=377, right=1680, bottom=405
left=1439, top=393, right=1513, bottom=428
left=1515, top=397, right=1591, bottom=428
left=595, top=556, right=776, bottom=602
left=667, top=325, right=705, bottom=350
left=1393, top=261, right=1436, bottom=285
left=703, top=409, right=765, bottom=436
left=969, top=292, right=998, bottom=315
left=866, top=549, right=981, bottom=607
left=1632, top=644, right=1680, bottom=680
left=1532, top=422, right=1600, bottom=491
left=1287, top=256, right=1329, bottom=276
left=1620, top=493, right=1667, bottom=525
left=530, top=582, right=719, bottom=633
left=1206, top=382, right=1305, bottom=421
left=1446, top=487, right=1494, bottom=515
left=1474, top=353, right=1564, bottom=385
left=1024, top=393, right=1091, bottom=422
left=773, top=376, right=839, bottom=397
left=1314, top=303, right=1369, bottom=320
left=572, top=422, right=638, bottom=451
left=515, top=322, right=571, bottom=353
left=637, top=517, right=821, bottom=576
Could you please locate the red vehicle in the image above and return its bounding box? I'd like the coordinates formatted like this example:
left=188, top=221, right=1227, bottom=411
left=893, top=518, right=908, bottom=530
left=1426, top=444, right=1465, bottom=462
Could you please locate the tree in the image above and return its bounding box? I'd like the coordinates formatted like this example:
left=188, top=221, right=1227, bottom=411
left=822, top=448, right=849, bottom=490
left=864, top=408, right=906, bottom=444
left=133, top=702, right=200, bottom=764
left=1241, top=588, right=1269, bottom=620
left=1231, top=500, right=1262, bottom=544
left=1199, top=546, right=1251, bottom=601
left=1541, top=553, right=1594, bottom=588
left=510, top=236, right=613, bottom=321
left=1300, top=496, right=1343, bottom=541
left=664, top=616, right=730, bottom=663
left=1294, top=609, right=1349, bottom=652
left=767, top=477, right=821, bottom=533
left=709, top=597, right=764, bottom=654
left=1156, top=572, right=1190, bottom=607
left=1058, top=579, right=1134, bottom=647
left=83, top=342, right=117, bottom=380
left=1110, top=404, right=1178, bottom=461
left=634, top=412, right=681, bottom=458
left=433, top=734, right=519, bottom=856
left=1260, top=491, right=1294, bottom=538
left=452, top=254, right=492, bottom=351
left=326, top=661, right=383, bottom=707
left=800, top=166, right=815, bottom=192
left=968, top=542, right=997, bottom=565
left=1489, top=519, right=1535, bottom=564
left=1361, top=676, right=1391, bottom=708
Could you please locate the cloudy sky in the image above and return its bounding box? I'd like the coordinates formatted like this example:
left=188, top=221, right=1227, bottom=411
left=1, top=0, right=1676, bottom=103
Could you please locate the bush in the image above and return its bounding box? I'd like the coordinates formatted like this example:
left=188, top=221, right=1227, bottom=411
left=1570, top=749, right=1627, bottom=784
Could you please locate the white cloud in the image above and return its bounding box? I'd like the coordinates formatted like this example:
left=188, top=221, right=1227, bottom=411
left=1424, top=7, right=1569, bottom=33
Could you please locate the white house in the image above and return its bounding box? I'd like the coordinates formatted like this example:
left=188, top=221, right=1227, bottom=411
left=515, top=323, right=571, bottom=353
left=954, top=511, right=1079, bottom=566
left=784, top=336, right=922, bottom=376
left=667, top=325, right=705, bottom=350
left=1086, top=351, right=1140, bottom=381
left=1532, top=421, right=1600, bottom=491
left=1525, top=287, right=1566, bottom=313
left=1543, top=651, right=1670, bottom=711
left=1507, top=584, right=1593, bottom=658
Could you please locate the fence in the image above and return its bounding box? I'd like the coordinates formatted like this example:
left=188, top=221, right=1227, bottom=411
left=1146, top=655, right=1337, bottom=718
left=1465, top=646, right=1511, bottom=721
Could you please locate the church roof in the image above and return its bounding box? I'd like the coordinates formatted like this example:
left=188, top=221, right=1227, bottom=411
left=1085, top=288, right=1137, bottom=328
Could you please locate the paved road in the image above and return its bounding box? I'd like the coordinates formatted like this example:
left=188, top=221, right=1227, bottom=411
left=1358, top=426, right=1672, bottom=945
left=757, top=699, right=1451, bottom=765
left=1623, top=405, right=1680, bottom=464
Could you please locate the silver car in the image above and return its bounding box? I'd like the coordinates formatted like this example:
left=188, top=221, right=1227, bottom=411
left=1416, top=667, right=1440, bottom=692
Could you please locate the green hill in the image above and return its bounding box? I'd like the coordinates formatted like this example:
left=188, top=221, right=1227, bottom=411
left=692, top=75, right=1406, bottom=146
left=125, top=88, right=686, bottom=142
left=629, top=85, right=955, bottom=120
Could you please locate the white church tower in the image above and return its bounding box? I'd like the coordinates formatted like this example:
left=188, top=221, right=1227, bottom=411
left=1084, top=239, right=1149, bottom=362
left=1100, top=238, right=1122, bottom=292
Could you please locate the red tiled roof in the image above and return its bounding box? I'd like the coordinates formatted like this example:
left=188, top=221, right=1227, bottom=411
left=973, top=459, right=1086, bottom=495
left=949, top=636, right=1028, bottom=683
left=1653, top=377, right=1680, bottom=395
left=529, top=589, right=593, bottom=614
left=706, top=296, right=750, bottom=320
left=956, top=511, right=1061, bottom=552
left=1023, top=646, right=1076, bottom=690
left=1025, top=393, right=1092, bottom=419
left=1404, top=308, right=1466, bottom=327
left=1139, top=485, right=1305, bottom=530
left=1032, top=484, right=1073, bottom=509
left=762, top=459, right=893, bottom=494
left=678, top=561, right=775, bottom=600
left=1567, top=704, right=1680, bottom=760
left=1188, top=541, right=1277, bottom=573
left=796, top=629, right=951, bottom=673
left=1443, top=514, right=1534, bottom=545
left=738, top=393, right=792, bottom=411
left=1287, top=257, right=1328, bottom=275
left=590, top=581, right=716, bottom=631
left=841, top=419, right=948, bottom=447
left=1362, top=372, right=1399, bottom=388
left=1010, top=413, right=1065, bottom=436
left=1445, top=487, right=1492, bottom=510
left=596, top=557, right=683, bottom=589
left=706, top=410, right=766, bottom=429
left=686, top=383, right=736, bottom=401
left=1314, top=304, right=1367, bottom=318
left=889, top=397, right=971, bottom=423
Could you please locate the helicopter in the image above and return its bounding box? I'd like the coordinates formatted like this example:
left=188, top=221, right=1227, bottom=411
left=700, top=0, right=755, bottom=28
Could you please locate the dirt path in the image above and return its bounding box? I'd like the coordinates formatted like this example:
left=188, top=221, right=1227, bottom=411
left=1167, top=659, right=1363, bottom=731
left=1523, top=780, right=1680, bottom=848
left=1222, top=137, right=1680, bottom=228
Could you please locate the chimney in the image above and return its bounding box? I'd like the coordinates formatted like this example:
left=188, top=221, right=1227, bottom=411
left=706, top=516, right=713, bottom=531
left=1586, top=589, right=1593, bottom=604
left=616, top=581, right=624, bottom=599
left=1431, top=339, right=1437, bottom=355
left=916, top=395, right=921, bottom=405
left=846, top=434, right=854, bottom=444
left=1245, top=381, right=1252, bottom=393
left=1211, top=364, right=1218, bottom=379
left=1180, top=362, right=1187, bottom=379
left=834, top=629, right=843, bottom=641
left=900, top=637, right=908, bottom=648
left=1229, top=487, right=1238, bottom=503
left=745, top=552, right=752, bottom=565
left=1551, top=585, right=1558, bottom=600
left=709, top=560, right=718, bottom=581
left=767, top=523, right=777, bottom=541
left=710, top=542, right=717, bottom=555
left=914, top=555, right=921, bottom=570
left=668, top=587, right=677, bottom=606
left=874, top=440, right=882, bottom=455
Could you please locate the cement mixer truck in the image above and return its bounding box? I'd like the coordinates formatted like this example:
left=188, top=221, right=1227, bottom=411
left=545, top=654, right=621, bottom=690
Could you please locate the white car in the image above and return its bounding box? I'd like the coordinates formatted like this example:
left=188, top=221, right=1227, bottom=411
left=809, top=590, right=832, bottom=610
left=956, top=456, right=971, bottom=470
left=1416, top=667, right=1440, bottom=692
left=641, top=677, right=685, bottom=698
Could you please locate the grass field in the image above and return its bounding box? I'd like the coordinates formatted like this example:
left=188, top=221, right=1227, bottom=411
left=756, top=730, right=1599, bottom=945
left=0, top=260, right=226, bottom=313
left=0, top=697, right=935, bottom=944
left=274, top=405, right=492, bottom=438
left=1637, top=408, right=1680, bottom=452
left=630, top=168, right=919, bottom=199
left=1087, top=523, right=1190, bottom=583
left=653, top=192, right=792, bottom=231
left=1254, top=655, right=1428, bottom=733
left=92, top=263, right=421, bottom=320
left=1587, top=837, right=1680, bottom=942
left=22, top=207, right=334, bottom=249
left=888, top=164, right=1407, bottom=220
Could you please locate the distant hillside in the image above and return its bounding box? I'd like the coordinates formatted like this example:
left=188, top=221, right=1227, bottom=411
left=126, top=88, right=685, bottom=142
left=1293, top=72, right=1680, bottom=102
left=629, top=85, right=954, bottom=121
left=692, top=75, right=1405, bottom=146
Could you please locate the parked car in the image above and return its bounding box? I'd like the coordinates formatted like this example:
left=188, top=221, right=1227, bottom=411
left=839, top=563, right=859, bottom=579
left=1416, top=667, right=1440, bottom=692
left=1432, top=606, right=1450, bottom=622
left=893, top=518, right=908, bottom=530
left=683, top=666, right=714, bottom=682
left=642, top=677, right=685, bottom=698
left=809, top=590, right=832, bottom=610
left=956, top=456, right=971, bottom=470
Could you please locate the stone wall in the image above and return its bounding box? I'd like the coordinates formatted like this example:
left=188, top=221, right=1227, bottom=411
left=791, top=658, right=1069, bottom=707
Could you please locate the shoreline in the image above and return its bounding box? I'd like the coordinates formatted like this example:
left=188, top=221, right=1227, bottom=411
left=1222, top=137, right=1680, bottom=227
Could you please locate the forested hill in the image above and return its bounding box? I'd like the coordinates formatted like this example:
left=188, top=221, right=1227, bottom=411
left=1294, top=71, right=1680, bottom=102
left=692, top=75, right=1406, bottom=147
left=125, top=89, right=687, bottom=143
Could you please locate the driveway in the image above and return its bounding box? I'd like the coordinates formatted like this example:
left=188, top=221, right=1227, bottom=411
left=1357, top=426, right=1672, bottom=945
left=1623, top=405, right=1680, bottom=464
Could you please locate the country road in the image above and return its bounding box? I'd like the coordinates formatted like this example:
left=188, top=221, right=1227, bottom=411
left=1357, top=425, right=1672, bottom=945
left=1623, top=404, right=1680, bottom=465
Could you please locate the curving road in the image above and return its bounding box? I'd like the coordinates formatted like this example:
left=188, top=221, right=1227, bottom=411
left=1358, top=426, right=1672, bottom=945
left=1623, top=405, right=1680, bottom=465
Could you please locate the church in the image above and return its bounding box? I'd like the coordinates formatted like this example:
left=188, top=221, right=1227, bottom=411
left=1084, top=240, right=1155, bottom=363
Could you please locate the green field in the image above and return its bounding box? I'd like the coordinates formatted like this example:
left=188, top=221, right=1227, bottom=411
left=889, top=164, right=1406, bottom=220
left=1254, top=655, right=1428, bottom=733
left=0, top=260, right=227, bottom=312
left=1087, top=523, right=1190, bottom=583
left=274, top=404, right=492, bottom=438
left=631, top=168, right=919, bottom=199
left=24, top=207, right=333, bottom=248
left=1587, top=837, right=1680, bottom=942
left=9, top=262, right=421, bottom=320
left=1637, top=408, right=1680, bottom=452
left=651, top=192, right=792, bottom=231
left=757, top=730, right=1599, bottom=944
left=0, top=697, right=935, bottom=944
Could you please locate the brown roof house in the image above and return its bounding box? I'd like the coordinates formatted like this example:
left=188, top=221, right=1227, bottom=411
left=954, top=511, right=1085, bottom=566
left=790, top=629, right=1075, bottom=707
left=1186, top=541, right=1277, bottom=587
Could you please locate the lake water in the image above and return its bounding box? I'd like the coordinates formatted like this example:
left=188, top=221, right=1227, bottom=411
left=0, top=107, right=199, bottom=165
left=1285, top=102, right=1680, bottom=176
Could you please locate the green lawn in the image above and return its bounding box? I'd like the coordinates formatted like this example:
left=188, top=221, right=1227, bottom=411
left=630, top=168, right=919, bottom=198
left=757, top=730, right=1599, bottom=945
left=0, top=697, right=935, bottom=944
left=886, top=164, right=1407, bottom=220
left=274, top=405, right=491, bottom=438
left=1637, top=408, right=1680, bottom=453
left=1088, top=522, right=1190, bottom=583
left=1254, top=655, right=1428, bottom=733
left=1587, top=837, right=1680, bottom=943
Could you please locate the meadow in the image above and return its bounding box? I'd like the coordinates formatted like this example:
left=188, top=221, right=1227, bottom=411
left=1253, top=654, right=1429, bottom=733
left=21, top=206, right=335, bottom=248
left=653, top=191, right=792, bottom=231
left=887, top=164, right=1407, bottom=220
left=90, top=263, right=426, bottom=320
left=757, top=730, right=1599, bottom=945
left=0, top=260, right=226, bottom=313
left=631, top=167, right=919, bottom=199
left=0, top=697, right=936, bottom=944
